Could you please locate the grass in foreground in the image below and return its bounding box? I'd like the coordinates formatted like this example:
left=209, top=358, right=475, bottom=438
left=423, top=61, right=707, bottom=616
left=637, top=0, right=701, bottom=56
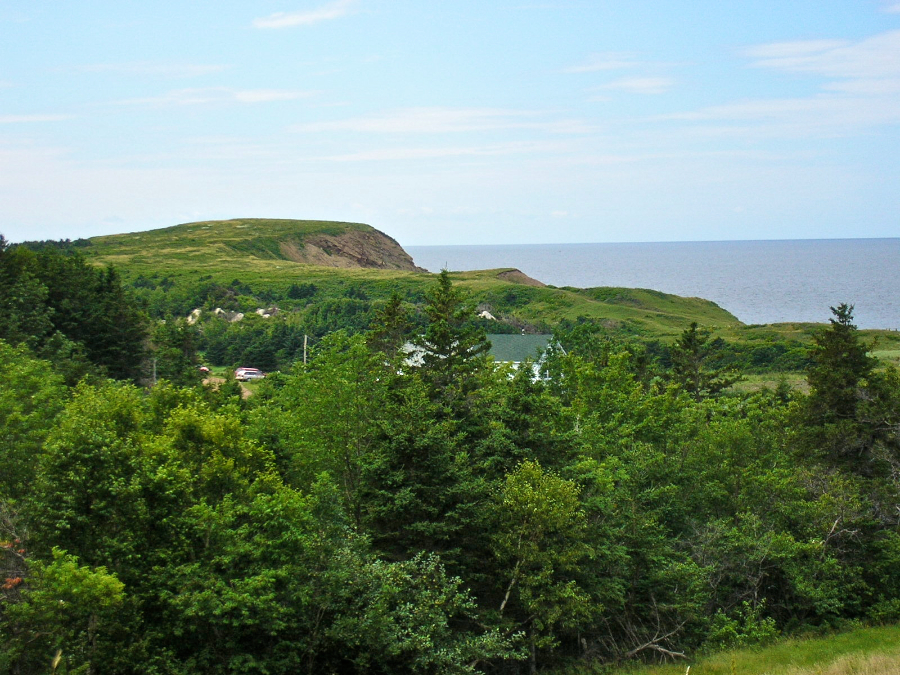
left=565, top=624, right=900, bottom=675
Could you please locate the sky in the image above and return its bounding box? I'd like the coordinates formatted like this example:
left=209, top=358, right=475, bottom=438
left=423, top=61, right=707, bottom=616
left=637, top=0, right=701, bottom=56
left=2, top=0, right=900, bottom=245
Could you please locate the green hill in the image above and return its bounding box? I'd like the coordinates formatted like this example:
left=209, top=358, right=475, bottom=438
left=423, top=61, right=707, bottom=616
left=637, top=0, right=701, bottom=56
left=87, top=218, right=423, bottom=272
left=69, top=217, right=900, bottom=357
left=80, top=218, right=743, bottom=339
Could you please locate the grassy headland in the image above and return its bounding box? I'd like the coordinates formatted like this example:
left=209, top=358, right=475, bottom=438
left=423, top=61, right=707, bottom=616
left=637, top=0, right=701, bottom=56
left=68, top=218, right=900, bottom=370
left=80, top=219, right=753, bottom=337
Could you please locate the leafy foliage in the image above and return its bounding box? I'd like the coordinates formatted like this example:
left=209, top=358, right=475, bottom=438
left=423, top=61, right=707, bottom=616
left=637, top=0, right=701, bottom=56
left=0, top=237, right=149, bottom=382
left=3, top=272, right=900, bottom=673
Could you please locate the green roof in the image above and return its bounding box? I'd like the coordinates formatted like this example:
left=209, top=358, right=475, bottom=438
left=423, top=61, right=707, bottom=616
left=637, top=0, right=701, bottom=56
left=487, top=334, right=552, bottom=362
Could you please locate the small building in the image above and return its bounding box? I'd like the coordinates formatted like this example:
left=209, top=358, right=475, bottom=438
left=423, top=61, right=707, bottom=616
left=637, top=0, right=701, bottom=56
left=486, top=334, right=552, bottom=365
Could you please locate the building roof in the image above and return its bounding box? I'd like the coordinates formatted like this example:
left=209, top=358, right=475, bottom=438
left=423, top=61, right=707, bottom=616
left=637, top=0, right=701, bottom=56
left=486, top=334, right=552, bottom=363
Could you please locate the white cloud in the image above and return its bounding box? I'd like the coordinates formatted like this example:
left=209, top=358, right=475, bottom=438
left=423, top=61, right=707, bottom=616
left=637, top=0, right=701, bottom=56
left=563, top=52, right=639, bottom=73
left=292, top=107, right=595, bottom=134
left=74, top=62, right=227, bottom=77
left=657, top=30, right=900, bottom=138
left=253, top=0, right=355, bottom=29
left=884, top=3, right=900, bottom=13
left=743, top=30, right=900, bottom=80
left=234, top=89, right=310, bottom=103
left=593, top=77, right=674, bottom=95
left=115, top=88, right=311, bottom=107
left=661, top=94, right=900, bottom=138
left=0, top=114, right=71, bottom=123
left=823, top=78, right=900, bottom=94
left=744, top=39, right=848, bottom=61
left=324, top=140, right=568, bottom=162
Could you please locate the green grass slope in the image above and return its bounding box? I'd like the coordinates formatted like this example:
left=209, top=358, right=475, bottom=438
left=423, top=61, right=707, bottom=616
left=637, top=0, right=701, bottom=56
left=81, top=219, right=741, bottom=339
left=88, top=218, right=420, bottom=270
left=577, top=624, right=900, bottom=675
left=81, top=218, right=900, bottom=350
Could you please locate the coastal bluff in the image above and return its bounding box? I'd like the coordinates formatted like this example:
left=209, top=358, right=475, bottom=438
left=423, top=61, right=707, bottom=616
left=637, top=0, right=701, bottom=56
left=88, top=218, right=425, bottom=272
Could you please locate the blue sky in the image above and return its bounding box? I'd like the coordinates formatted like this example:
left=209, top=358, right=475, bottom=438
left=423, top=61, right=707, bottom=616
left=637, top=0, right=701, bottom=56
left=2, top=0, right=899, bottom=245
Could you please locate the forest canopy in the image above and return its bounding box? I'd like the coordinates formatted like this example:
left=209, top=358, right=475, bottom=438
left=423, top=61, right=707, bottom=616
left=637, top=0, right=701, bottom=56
left=2, top=255, right=900, bottom=674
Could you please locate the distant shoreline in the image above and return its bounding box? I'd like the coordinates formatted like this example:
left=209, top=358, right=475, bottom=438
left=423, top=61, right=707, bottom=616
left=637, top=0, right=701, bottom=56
left=407, top=239, right=900, bottom=329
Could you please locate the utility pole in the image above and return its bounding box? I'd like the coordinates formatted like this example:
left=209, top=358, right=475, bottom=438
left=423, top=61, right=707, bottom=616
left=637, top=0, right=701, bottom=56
left=303, top=334, right=308, bottom=365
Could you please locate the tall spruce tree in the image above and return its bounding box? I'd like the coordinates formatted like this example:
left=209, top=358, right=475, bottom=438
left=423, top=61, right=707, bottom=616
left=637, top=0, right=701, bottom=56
left=670, top=322, right=739, bottom=401
left=806, top=303, right=874, bottom=423
left=803, top=303, right=883, bottom=474
left=413, top=269, right=491, bottom=401
left=367, top=290, right=414, bottom=359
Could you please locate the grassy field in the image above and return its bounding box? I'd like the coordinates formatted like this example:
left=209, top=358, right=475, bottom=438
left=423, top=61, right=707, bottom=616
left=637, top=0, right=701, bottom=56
left=871, top=348, right=900, bottom=368
left=729, top=372, right=808, bottom=394
left=562, top=624, right=900, bottom=675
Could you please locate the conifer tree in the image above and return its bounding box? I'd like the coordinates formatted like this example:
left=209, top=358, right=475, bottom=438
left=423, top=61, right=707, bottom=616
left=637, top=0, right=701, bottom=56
left=670, top=322, right=739, bottom=401
left=367, top=290, right=414, bottom=358
left=803, top=304, right=883, bottom=474
left=806, top=303, right=874, bottom=423
left=413, top=269, right=491, bottom=400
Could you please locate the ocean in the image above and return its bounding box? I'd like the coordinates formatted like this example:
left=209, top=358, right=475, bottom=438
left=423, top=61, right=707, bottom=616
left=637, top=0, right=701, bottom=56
left=406, top=239, right=900, bottom=330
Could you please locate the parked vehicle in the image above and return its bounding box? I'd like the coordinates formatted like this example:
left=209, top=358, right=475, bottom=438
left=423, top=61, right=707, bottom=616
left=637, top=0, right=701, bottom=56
left=234, top=367, right=264, bottom=381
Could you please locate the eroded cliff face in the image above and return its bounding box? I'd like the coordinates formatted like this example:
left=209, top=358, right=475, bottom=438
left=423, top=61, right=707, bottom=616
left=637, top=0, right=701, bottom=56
left=279, top=229, right=425, bottom=271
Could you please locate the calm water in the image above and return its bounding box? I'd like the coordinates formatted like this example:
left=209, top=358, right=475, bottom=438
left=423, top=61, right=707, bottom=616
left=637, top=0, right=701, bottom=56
left=406, top=239, right=900, bottom=329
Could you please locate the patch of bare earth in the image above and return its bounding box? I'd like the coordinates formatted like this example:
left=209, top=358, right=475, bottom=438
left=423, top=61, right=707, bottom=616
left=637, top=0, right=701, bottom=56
left=497, top=269, right=546, bottom=287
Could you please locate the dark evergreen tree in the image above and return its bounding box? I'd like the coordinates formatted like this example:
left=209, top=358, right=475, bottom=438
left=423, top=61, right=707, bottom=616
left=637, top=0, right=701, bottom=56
left=367, top=291, right=414, bottom=358
left=29, top=249, right=149, bottom=381
left=0, top=238, right=54, bottom=349
left=670, top=322, right=739, bottom=401
left=806, top=303, right=874, bottom=424
left=801, top=303, right=896, bottom=479
left=85, top=266, right=150, bottom=381
left=152, top=317, right=202, bottom=386
left=0, top=237, right=147, bottom=380
left=413, top=270, right=491, bottom=403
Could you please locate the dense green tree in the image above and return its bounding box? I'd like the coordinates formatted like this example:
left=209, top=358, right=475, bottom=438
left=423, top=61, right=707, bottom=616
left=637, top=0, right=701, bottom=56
left=257, top=332, right=387, bottom=527
left=27, top=381, right=154, bottom=580
left=367, top=290, right=415, bottom=358
left=151, top=316, right=202, bottom=386
left=0, top=549, right=126, bottom=675
left=286, top=281, right=317, bottom=300
left=491, top=461, right=592, bottom=670
left=355, top=273, right=497, bottom=580
left=0, top=342, right=67, bottom=503
left=0, top=238, right=148, bottom=381
left=32, top=253, right=148, bottom=381
left=158, top=475, right=515, bottom=674
left=360, top=375, right=488, bottom=567
left=670, top=322, right=740, bottom=401
left=413, top=270, right=492, bottom=402
left=807, top=304, right=874, bottom=421
left=802, top=304, right=885, bottom=474
left=0, top=238, right=55, bottom=350
left=477, top=364, right=576, bottom=476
